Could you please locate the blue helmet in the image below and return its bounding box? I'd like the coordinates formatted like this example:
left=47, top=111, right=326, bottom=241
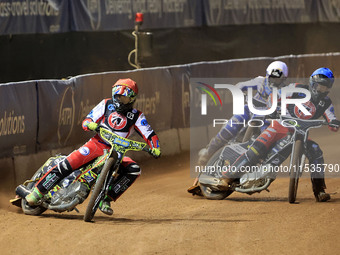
left=309, top=67, right=334, bottom=101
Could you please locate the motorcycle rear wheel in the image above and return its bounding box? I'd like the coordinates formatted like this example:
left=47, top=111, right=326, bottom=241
left=288, top=140, right=303, bottom=203
left=199, top=184, right=233, bottom=200
left=21, top=168, right=47, bottom=216
left=84, top=155, right=117, bottom=222
left=199, top=147, right=234, bottom=200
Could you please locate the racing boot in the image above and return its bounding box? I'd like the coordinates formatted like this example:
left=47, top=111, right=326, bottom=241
left=25, top=159, right=73, bottom=206
left=25, top=187, right=44, bottom=206
left=315, top=192, right=331, bottom=202
left=99, top=196, right=113, bottom=215
left=312, top=178, right=330, bottom=202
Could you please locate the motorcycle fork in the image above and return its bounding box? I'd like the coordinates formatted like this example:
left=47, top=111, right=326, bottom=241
left=289, top=132, right=307, bottom=177
left=101, top=153, right=123, bottom=198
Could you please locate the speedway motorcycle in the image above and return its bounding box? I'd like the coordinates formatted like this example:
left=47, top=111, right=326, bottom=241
left=11, top=124, right=151, bottom=222
left=187, top=114, right=263, bottom=196
left=197, top=116, right=327, bottom=203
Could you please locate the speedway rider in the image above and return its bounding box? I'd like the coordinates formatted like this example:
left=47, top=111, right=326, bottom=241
left=188, top=61, right=289, bottom=193
left=225, top=67, right=340, bottom=202
left=26, top=78, right=161, bottom=215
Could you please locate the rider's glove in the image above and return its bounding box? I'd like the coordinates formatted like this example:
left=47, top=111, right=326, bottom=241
left=87, top=122, right=98, bottom=131
left=328, top=119, right=340, bottom=132
left=151, top=148, right=161, bottom=158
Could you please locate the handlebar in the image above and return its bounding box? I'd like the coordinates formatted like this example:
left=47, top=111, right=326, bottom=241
left=280, top=116, right=327, bottom=138
left=281, top=116, right=327, bottom=126
left=143, top=147, right=152, bottom=154
left=95, top=126, right=151, bottom=154
left=92, top=125, right=158, bottom=157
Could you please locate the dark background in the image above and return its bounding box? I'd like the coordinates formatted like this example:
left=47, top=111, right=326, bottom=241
left=1, top=22, right=340, bottom=83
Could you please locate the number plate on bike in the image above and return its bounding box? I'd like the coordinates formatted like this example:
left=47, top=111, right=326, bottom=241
left=114, top=138, right=130, bottom=147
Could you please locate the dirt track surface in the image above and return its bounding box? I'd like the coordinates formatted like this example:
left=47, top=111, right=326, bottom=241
left=1, top=128, right=340, bottom=255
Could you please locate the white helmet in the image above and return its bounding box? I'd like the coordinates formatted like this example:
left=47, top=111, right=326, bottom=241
left=266, top=61, right=288, bottom=87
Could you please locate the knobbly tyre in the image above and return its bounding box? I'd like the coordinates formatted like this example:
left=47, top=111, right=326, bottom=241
left=11, top=125, right=151, bottom=222
left=284, top=116, right=328, bottom=203
left=196, top=116, right=327, bottom=202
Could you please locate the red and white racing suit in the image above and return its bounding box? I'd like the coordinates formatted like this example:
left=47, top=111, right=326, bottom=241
left=35, top=98, right=160, bottom=200
left=73, top=98, right=160, bottom=170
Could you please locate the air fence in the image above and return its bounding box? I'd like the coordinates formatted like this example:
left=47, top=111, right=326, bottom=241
left=1, top=52, right=340, bottom=190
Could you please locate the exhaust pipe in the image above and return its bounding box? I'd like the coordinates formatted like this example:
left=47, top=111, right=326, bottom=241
left=15, top=185, right=31, bottom=199
left=16, top=184, right=82, bottom=212
left=47, top=197, right=81, bottom=212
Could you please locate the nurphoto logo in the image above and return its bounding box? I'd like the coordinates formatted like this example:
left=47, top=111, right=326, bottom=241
left=200, top=84, right=311, bottom=116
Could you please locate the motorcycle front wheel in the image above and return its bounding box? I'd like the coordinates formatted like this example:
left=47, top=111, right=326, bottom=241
left=288, top=140, right=303, bottom=203
left=84, top=154, right=117, bottom=222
